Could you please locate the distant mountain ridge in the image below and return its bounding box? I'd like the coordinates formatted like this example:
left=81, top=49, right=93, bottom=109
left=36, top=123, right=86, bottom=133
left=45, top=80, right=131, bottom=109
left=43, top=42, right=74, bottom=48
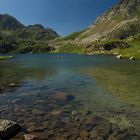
left=0, top=14, right=59, bottom=54
left=0, top=14, right=59, bottom=41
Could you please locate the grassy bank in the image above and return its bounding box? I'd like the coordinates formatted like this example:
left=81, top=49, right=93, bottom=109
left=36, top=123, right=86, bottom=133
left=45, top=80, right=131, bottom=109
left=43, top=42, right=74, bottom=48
left=112, top=40, right=140, bottom=59
left=0, top=55, right=13, bottom=60
left=54, top=43, right=85, bottom=54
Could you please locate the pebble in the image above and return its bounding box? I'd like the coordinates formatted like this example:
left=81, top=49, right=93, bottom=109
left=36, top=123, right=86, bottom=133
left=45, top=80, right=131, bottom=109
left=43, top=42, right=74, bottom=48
left=24, top=134, right=39, bottom=140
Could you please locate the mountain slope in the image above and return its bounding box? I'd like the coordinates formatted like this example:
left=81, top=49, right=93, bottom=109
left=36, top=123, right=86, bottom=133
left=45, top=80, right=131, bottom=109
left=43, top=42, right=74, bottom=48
left=76, top=0, right=140, bottom=42
left=0, top=14, right=59, bottom=54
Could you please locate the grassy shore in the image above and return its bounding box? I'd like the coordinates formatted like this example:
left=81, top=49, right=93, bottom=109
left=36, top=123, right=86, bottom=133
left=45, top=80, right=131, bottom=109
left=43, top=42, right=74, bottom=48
left=54, top=38, right=140, bottom=60
left=0, top=55, right=14, bottom=60
left=112, top=40, right=140, bottom=59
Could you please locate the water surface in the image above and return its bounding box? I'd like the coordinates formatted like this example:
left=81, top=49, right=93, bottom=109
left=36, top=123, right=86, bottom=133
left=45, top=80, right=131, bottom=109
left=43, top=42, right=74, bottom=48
left=0, top=54, right=140, bottom=136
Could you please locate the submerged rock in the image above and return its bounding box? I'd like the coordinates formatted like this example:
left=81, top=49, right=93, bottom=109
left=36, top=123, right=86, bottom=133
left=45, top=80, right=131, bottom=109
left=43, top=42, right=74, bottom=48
left=0, top=82, right=20, bottom=94
left=85, top=116, right=111, bottom=132
left=24, top=134, right=39, bottom=140
left=108, top=129, right=132, bottom=140
left=32, top=108, right=46, bottom=116
left=80, top=130, right=89, bottom=139
left=0, top=119, right=21, bottom=140
left=49, top=92, right=75, bottom=103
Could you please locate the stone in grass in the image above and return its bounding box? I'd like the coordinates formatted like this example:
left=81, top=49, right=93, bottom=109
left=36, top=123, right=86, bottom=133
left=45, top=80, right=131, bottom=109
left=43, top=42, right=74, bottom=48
left=0, top=119, right=21, bottom=140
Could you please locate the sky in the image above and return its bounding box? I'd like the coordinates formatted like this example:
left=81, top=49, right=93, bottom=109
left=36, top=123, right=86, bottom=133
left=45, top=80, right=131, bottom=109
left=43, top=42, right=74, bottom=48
left=0, top=0, right=119, bottom=36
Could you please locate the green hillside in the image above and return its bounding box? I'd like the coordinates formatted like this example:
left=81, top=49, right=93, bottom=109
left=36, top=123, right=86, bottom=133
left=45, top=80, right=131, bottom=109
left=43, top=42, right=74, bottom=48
left=0, top=14, right=59, bottom=54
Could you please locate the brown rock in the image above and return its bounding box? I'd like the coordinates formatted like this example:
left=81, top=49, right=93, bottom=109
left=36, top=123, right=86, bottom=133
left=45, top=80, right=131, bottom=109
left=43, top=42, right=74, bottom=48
left=90, top=126, right=108, bottom=139
left=85, top=116, right=111, bottom=132
left=49, top=92, right=75, bottom=103
left=34, top=126, right=47, bottom=132
left=80, top=130, right=89, bottom=139
left=47, top=130, right=55, bottom=137
left=11, top=132, right=24, bottom=140
left=50, top=110, right=64, bottom=117
left=27, top=126, right=35, bottom=133
left=76, top=137, right=82, bottom=140
left=24, top=134, right=39, bottom=140
left=32, top=109, right=46, bottom=116
left=108, top=129, right=132, bottom=140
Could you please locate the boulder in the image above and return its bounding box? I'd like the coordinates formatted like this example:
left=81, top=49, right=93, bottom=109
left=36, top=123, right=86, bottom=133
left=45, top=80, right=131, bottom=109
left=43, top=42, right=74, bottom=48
left=9, top=83, right=16, bottom=87
left=116, top=55, right=122, bottom=59
left=0, top=119, right=21, bottom=140
left=129, top=57, right=135, bottom=60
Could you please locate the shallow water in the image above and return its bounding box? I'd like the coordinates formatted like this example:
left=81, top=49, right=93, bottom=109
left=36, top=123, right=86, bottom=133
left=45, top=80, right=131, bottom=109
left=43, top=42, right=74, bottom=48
left=0, top=54, right=140, bottom=138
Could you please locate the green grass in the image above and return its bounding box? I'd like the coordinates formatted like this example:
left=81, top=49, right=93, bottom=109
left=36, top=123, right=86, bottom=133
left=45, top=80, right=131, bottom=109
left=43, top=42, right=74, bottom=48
left=63, top=30, right=86, bottom=40
left=9, top=40, right=55, bottom=54
left=113, top=40, right=140, bottom=59
left=136, top=6, right=140, bottom=17
left=53, top=38, right=140, bottom=60
left=56, top=43, right=84, bottom=54
left=84, top=37, right=140, bottom=59
left=0, top=55, right=14, bottom=60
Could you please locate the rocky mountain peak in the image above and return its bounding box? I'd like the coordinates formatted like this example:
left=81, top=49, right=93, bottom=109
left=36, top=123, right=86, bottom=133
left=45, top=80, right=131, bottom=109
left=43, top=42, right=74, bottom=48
left=96, top=0, right=140, bottom=24
left=0, top=14, right=24, bottom=30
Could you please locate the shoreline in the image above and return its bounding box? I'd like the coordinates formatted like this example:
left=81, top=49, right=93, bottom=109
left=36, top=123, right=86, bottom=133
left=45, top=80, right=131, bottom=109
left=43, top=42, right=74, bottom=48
left=0, top=55, right=14, bottom=60
left=10, top=52, right=140, bottom=60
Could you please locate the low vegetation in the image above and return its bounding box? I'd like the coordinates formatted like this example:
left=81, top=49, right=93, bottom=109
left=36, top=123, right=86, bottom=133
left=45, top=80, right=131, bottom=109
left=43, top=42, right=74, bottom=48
left=56, top=43, right=84, bottom=54
left=13, top=41, right=55, bottom=53
left=0, top=14, right=59, bottom=54
left=85, top=39, right=129, bottom=51
left=113, top=39, right=140, bottom=59
left=62, top=30, right=86, bottom=41
left=0, top=38, right=55, bottom=54
left=0, top=55, right=13, bottom=60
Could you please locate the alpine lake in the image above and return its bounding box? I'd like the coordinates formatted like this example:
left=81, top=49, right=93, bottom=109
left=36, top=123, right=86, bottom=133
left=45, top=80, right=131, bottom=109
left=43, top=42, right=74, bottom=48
left=0, top=54, right=140, bottom=140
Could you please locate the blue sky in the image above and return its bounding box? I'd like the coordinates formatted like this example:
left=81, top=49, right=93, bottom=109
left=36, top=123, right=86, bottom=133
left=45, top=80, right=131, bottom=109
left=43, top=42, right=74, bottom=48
left=0, top=0, right=118, bottom=36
